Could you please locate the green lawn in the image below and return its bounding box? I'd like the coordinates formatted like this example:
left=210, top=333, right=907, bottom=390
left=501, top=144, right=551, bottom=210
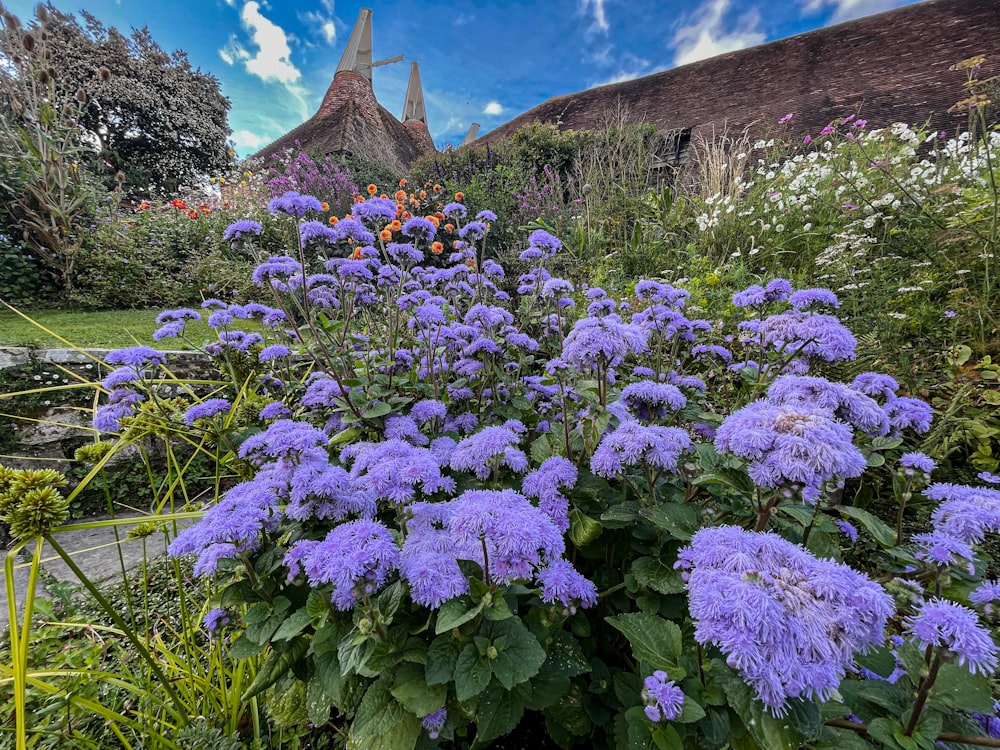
left=0, top=308, right=213, bottom=349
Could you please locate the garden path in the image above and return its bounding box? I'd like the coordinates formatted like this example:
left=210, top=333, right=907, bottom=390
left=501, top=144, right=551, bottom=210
left=1, top=515, right=190, bottom=628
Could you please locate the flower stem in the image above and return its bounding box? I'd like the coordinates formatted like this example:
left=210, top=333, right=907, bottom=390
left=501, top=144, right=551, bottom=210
left=903, top=649, right=943, bottom=737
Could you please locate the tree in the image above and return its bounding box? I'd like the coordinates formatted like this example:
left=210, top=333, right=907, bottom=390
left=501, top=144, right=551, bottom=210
left=1, top=2, right=234, bottom=197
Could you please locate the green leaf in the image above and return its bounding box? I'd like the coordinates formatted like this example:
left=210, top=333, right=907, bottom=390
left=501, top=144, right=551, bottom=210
left=391, top=662, right=447, bottom=717
left=454, top=643, right=492, bottom=701
left=544, top=630, right=590, bottom=678
left=601, top=502, right=642, bottom=527
left=306, top=676, right=334, bottom=727
left=425, top=635, right=460, bottom=685
left=606, top=613, right=684, bottom=677
left=488, top=619, right=547, bottom=690
left=241, top=636, right=310, bottom=701
left=306, top=590, right=331, bottom=624
left=229, top=634, right=267, bottom=659
left=347, top=678, right=421, bottom=750
left=435, top=597, right=485, bottom=634
left=641, top=503, right=699, bottom=541
left=721, top=668, right=816, bottom=749
left=838, top=506, right=897, bottom=547
left=330, top=426, right=362, bottom=445
left=930, top=662, right=996, bottom=713
left=856, top=646, right=897, bottom=679
left=866, top=718, right=907, bottom=750
left=676, top=697, right=706, bottom=724
left=272, top=609, right=312, bottom=641
left=474, top=680, right=528, bottom=746
left=531, top=433, right=553, bottom=463
left=568, top=508, right=603, bottom=547
left=631, top=556, right=686, bottom=594
left=363, top=402, right=393, bottom=419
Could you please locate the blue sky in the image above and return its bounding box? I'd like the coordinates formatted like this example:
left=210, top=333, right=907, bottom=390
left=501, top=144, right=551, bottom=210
left=7, top=0, right=920, bottom=157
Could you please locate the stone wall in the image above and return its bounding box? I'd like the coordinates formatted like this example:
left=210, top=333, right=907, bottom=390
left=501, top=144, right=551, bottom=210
left=0, top=347, right=215, bottom=472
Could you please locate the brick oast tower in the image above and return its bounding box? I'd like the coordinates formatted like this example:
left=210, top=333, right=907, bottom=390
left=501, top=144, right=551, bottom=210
left=476, top=0, right=1000, bottom=153
left=254, top=8, right=436, bottom=170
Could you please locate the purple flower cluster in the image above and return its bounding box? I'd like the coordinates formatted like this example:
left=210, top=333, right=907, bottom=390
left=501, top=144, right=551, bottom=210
left=715, top=399, right=865, bottom=500
left=677, top=526, right=893, bottom=715
left=591, top=422, right=692, bottom=478
left=184, top=398, right=231, bottom=425
left=642, top=671, right=685, bottom=722
left=449, top=425, right=527, bottom=479
left=522, top=457, right=577, bottom=531
left=562, top=314, right=648, bottom=374
left=223, top=219, right=263, bottom=240
left=268, top=190, right=324, bottom=217
left=284, top=519, right=399, bottom=610
left=905, top=599, right=997, bottom=675
left=619, top=380, right=686, bottom=421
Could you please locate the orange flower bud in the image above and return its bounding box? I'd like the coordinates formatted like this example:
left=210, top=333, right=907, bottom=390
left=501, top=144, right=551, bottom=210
left=426, top=215, right=440, bottom=227
left=187, top=210, right=199, bottom=220
left=431, top=241, right=444, bottom=255
left=329, top=216, right=340, bottom=225
left=420, top=190, right=427, bottom=200
left=321, top=201, right=330, bottom=212
left=432, top=184, right=442, bottom=193
left=401, top=211, right=412, bottom=219
left=454, top=192, right=464, bottom=202
left=394, top=190, right=406, bottom=202
left=380, top=229, right=392, bottom=241
left=444, top=223, right=454, bottom=232
left=352, top=247, right=363, bottom=259
left=354, top=195, right=365, bottom=203
left=367, top=184, right=377, bottom=195
left=435, top=211, right=445, bottom=220
left=399, top=178, right=407, bottom=187
left=389, top=220, right=401, bottom=232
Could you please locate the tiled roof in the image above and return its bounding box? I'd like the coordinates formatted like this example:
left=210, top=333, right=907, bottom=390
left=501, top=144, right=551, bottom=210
left=477, top=0, right=1000, bottom=146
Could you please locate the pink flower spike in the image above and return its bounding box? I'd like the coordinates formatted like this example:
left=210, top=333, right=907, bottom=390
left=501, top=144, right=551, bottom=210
left=842, top=114, right=855, bottom=125
left=803, top=135, right=812, bottom=144
left=853, top=119, right=868, bottom=128
left=779, top=112, right=794, bottom=124
left=820, top=125, right=834, bottom=135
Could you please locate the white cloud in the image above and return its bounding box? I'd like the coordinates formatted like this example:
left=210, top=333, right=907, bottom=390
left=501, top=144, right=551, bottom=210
left=580, top=0, right=609, bottom=33
left=483, top=101, right=504, bottom=116
left=221, top=2, right=310, bottom=120
left=672, top=0, right=765, bottom=67
left=801, top=0, right=907, bottom=23
left=231, top=129, right=269, bottom=151
left=592, top=70, right=644, bottom=86
left=302, top=0, right=338, bottom=45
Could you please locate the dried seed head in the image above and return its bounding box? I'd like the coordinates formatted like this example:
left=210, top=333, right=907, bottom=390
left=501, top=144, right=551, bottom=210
left=21, top=32, right=34, bottom=51
left=3, top=11, right=22, bottom=31
left=98, top=66, right=110, bottom=82
left=36, top=67, right=48, bottom=84
left=34, top=3, right=48, bottom=23
left=115, top=171, right=125, bottom=183
left=75, top=86, right=86, bottom=103
left=11, top=97, right=23, bottom=114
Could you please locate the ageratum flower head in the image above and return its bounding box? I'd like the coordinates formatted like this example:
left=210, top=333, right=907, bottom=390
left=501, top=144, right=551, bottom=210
left=676, top=526, right=893, bottom=715
left=268, top=190, right=324, bottom=217
left=766, top=375, right=889, bottom=436
left=620, top=380, right=687, bottom=421
left=353, top=196, right=397, bottom=224
left=450, top=425, right=528, bottom=479
left=905, top=599, right=998, bottom=675
left=757, top=309, right=857, bottom=363
left=591, top=422, right=692, bottom=478
left=562, top=314, right=648, bottom=373
left=715, top=399, right=866, bottom=499
left=223, top=219, right=263, bottom=241
left=642, top=671, right=685, bottom=722
left=284, top=519, right=399, bottom=610
left=342, top=439, right=454, bottom=503
left=105, top=346, right=167, bottom=369
left=299, top=220, right=338, bottom=246
left=925, top=482, right=1000, bottom=545
left=522, top=456, right=578, bottom=531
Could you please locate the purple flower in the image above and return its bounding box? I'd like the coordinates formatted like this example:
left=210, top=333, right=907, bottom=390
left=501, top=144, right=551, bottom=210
left=643, top=671, right=685, bottom=722
left=562, top=314, right=648, bottom=373
left=422, top=707, right=447, bottom=740
left=913, top=530, right=976, bottom=570
left=102, top=366, right=142, bottom=390
left=450, top=426, right=528, bottom=479
left=409, top=399, right=447, bottom=427
left=442, top=202, right=467, bottom=218
left=259, top=401, right=290, bottom=420
left=925, top=483, right=1000, bottom=545
left=788, top=289, right=840, bottom=309
left=105, top=346, right=167, bottom=368
left=836, top=520, right=858, bottom=542
left=970, top=580, right=1000, bottom=613
left=185, top=398, right=231, bottom=425
left=676, top=526, right=893, bottom=715
left=298, top=220, right=338, bottom=246
left=353, top=197, right=397, bottom=224
left=905, top=599, right=997, bottom=675
left=528, top=229, right=561, bottom=255
left=331, top=217, right=376, bottom=246
left=202, top=607, right=231, bottom=634
left=757, top=309, right=857, bottom=363
left=284, top=519, right=399, bottom=610
left=223, top=219, right=263, bottom=240
left=944, top=310, right=957, bottom=319
left=259, top=344, right=292, bottom=362
left=591, top=422, right=692, bottom=478
left=620, top=380, right=687, bottom=421
left=94, top=388, right=144, bottom=433
left=536, top=559, right=597, bottom=612
left=522, top=457, right=578, bottom=531
left=766, top=375, right=889, bottom=436
left=979, top=472, right=1000, bottom=484
left=884, top=397, right=933, bottom=435
left=268, top=190, right=324, bottom=217
left=715, top=399, right=866, bottom=498
left=778, top=112, right=793, bottom=124
left=458, top=221, right=488, bottom=240
left=900, top=452, right=936, bottom=476
left=850, top=372, right=899, bottom=400
left=343, top=439, right=453, bottom=503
